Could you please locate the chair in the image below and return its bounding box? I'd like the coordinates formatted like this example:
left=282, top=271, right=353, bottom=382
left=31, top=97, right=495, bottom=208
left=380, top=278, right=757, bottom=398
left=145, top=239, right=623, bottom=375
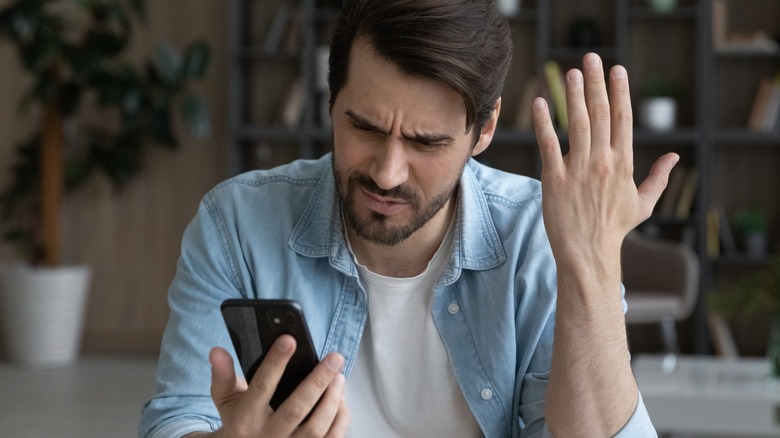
left=621, top=231, right=700, bottom=354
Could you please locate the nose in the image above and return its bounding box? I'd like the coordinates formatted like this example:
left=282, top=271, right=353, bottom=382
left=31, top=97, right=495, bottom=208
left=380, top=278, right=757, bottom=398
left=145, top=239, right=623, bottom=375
left=369, top=139, right=409, bottom=190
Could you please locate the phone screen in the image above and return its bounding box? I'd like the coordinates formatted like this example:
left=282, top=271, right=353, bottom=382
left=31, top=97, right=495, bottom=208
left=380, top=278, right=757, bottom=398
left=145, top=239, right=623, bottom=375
left=221, top=299, right=320, bottom=410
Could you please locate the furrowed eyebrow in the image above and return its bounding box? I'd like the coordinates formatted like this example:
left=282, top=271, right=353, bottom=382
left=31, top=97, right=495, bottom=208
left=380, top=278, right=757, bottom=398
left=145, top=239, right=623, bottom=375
left=344, top=110, right=388, bottom=134
left=344, top=110, right=454, bottom=144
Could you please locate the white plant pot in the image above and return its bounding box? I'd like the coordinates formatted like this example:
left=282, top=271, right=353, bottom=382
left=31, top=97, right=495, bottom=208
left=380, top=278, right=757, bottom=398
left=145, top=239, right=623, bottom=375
left=640, top=97, right=677, bottom=132
left=496, top=0, right=521, bottom=17
left=0, top=264, right=92, bottom=368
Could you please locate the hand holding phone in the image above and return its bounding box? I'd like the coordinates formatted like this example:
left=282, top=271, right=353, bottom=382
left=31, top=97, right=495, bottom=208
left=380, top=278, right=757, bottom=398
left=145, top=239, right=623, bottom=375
left=207, top=336, right=350, bottom=436
left=220, top=299, right=321, bottom=410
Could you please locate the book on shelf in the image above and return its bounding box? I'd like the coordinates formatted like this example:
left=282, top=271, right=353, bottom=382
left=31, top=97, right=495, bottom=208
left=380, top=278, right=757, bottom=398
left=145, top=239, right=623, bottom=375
left=264, top=4, right=292, bottom=53
left=263, top=4, right=304, bottom=54
left=708, top=312, right=739, bottom=358
left=674, top=168, right=698, bottom=220
left=762, top=75, right=780, bottom=133
left=513, top=75, right=542, bottom=131
left=706, top=205, right=720, bottom=259
left=282, top=6, right=304, bottom=52
left=657, top=164, right=687, bottom=218
left=711, top=0, right=779, bottom=55
left=543, top=60, right=568, bottom=131
left=715, top=203, right=738, bottom=256
left=277, top=78, right=304, bottom=128
left=748, top=75, right=780, bottom=133
left=711, top=0, right=727, bottom=50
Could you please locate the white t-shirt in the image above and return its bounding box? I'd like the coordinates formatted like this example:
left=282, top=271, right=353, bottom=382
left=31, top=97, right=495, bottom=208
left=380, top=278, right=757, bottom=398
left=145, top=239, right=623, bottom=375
left=344, top=221, right=482, bottom=437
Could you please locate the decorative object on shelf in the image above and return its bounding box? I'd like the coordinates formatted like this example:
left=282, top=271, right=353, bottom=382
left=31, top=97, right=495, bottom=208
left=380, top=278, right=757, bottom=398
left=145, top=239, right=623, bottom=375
left=639, top=75, right=681, bottom=132
left=731, top=207, right=770, bottom=258
left=648, top=0, right=677, bottom=14
left=0, top=0, right=211, bottom=367
left=709, top=257, right=780, bottom=377
left=567, top=17, right=602, bottom=49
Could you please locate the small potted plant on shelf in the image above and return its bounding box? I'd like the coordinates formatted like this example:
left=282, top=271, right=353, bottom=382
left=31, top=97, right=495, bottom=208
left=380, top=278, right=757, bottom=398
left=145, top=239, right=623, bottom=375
left=731, top=206, right=770, bottom=258
left=648, top=0, right=678, bottom=14
left=638, top=75, right=681, bottom=132
left=0, top=0, right=210, bottom=367
left=709, top=257, right=780, bottom=377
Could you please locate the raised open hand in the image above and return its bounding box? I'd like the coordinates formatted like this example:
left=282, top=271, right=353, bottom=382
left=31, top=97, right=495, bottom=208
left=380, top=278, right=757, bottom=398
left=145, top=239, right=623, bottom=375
left=532, top=52, right=679, bottom=267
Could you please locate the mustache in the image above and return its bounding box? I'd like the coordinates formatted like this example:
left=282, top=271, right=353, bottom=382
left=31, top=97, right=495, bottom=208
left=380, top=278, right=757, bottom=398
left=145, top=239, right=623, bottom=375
left=349, top=173, right=420, bottom=204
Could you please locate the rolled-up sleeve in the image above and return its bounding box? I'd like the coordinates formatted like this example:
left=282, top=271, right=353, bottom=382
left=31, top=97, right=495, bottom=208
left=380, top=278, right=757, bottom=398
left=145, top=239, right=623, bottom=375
left=538, top=393, right=656, bottom=438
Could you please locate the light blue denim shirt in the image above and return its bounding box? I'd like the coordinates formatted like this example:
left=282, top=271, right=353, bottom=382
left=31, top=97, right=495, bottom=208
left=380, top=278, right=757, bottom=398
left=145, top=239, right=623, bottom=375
left=139, top=153, right=655, bottom=437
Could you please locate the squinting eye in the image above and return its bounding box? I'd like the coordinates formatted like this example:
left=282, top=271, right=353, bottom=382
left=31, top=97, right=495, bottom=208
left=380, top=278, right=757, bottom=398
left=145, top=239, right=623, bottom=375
left=350, top=121, right=372, bottom=132
left=418, top=140, right=446, bottom=150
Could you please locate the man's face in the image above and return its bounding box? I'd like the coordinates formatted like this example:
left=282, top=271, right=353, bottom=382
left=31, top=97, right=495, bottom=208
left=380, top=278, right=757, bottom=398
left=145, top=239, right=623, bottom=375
left=331, top=38, right=494, bottom=247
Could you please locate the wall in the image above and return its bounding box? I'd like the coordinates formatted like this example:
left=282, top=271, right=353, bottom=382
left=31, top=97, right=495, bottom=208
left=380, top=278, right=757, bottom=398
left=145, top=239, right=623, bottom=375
left=0, top=2, right=228, bottom=356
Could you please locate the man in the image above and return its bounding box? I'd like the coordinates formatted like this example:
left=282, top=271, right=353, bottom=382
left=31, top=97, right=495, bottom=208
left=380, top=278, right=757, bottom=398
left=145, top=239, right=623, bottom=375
left=140, top=0, right=677, bottom=436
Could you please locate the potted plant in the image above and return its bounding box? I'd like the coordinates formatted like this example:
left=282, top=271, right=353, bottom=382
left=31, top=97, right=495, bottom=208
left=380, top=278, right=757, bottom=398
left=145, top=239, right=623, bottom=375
left=648, top=0, right=678, bottom=14
left=0, top=0, right=210, bottom=367
left=709, top=257, right=780, bottom=377
left=638, top=75, right=681, bottom=132
left=731, top=207, right=770, bottom=258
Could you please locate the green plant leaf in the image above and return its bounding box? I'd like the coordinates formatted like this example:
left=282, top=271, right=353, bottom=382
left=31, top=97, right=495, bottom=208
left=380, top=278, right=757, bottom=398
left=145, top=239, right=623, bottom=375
left=128, top=0, right=147, bottom=23
left=83, top=29, right=128, bottom=58
left=0, top=0, right=211, bottom=264
left=181, top=93, right=211, bottom=139
left=153, top=41, right=183, bottom=87
left=182, top=40, right=210, bottom=79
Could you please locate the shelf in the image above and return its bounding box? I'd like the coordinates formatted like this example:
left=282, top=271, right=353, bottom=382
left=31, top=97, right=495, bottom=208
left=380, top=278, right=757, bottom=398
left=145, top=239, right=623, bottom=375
left=644, top=215, right=697, bottom=227
left=711, top=254, right=774, bottom=267
left=633, top=129, right=701, bottom=145
left=712, top=129, right=780, bottom=145
left=547, top=47, right=616, bottom=62
left=236, top=125, right=332, bottom=143
left=236, top=126, right=305, bottom=141
left=714, top=49, right=780, bottom=61
left=314, top=7, right=340, bottom=23
left=627, top=6, right=698, bottom=21
left=492, top=130, right=538, bottom=144
left=504, top=8, right=538, bottom=23
left=232, top=46, right=300, bottom=61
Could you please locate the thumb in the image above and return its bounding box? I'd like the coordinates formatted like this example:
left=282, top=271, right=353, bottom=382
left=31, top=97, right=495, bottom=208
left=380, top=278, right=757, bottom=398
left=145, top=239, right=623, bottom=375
left=637, top=152, right=680, bottom=215
left=209, top=347, right=248, bottom=405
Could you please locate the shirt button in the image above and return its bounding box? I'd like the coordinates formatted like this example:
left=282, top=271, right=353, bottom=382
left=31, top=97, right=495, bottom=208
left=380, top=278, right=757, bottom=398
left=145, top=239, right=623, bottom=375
left=447, top=303, right=459, bottom=315
left=480, top=388, right=493, bottom=400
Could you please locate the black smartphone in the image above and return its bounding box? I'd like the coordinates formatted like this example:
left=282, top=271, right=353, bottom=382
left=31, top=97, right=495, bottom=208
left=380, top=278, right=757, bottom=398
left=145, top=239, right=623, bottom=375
left=220, top=299, right=320, bottom=410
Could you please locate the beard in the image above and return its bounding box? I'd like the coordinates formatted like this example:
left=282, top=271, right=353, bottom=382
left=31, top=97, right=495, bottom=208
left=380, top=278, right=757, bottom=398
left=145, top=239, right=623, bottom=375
left=332, top=159, right=460, bottom=247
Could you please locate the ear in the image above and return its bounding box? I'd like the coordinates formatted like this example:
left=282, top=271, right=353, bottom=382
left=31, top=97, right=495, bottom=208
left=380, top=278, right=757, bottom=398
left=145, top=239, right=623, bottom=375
left=471, top=98, right=501, bottom=157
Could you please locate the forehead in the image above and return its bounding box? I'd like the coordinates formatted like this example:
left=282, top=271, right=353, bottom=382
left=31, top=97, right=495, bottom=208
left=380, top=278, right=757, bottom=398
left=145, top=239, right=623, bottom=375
left=337, top=38, right=468, bottom=134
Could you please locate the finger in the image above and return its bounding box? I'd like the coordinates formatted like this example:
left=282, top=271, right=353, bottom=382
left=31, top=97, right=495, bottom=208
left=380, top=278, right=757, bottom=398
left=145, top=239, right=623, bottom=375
left=325, top=400, right=352, bottom=438
left=582, top=53, right=611, bottom=156
left=532, top=97, right=564, bottom=175
left=637, top=152, right=680, bottom=217
left=609, top=65, right=633, bottom=157
left=209, top=347, right=248, bottom=405
left=244, top=334, right=297, bottom=413
left=564, top=68, right=590, bottom=164
left=298, top=373, right=346, bottom=436
left=268, top=352, right=345, bottom=435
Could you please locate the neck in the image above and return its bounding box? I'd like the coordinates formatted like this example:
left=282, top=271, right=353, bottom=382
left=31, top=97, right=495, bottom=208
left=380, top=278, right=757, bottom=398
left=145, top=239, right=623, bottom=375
left=347, top=198, right=455, bottom=278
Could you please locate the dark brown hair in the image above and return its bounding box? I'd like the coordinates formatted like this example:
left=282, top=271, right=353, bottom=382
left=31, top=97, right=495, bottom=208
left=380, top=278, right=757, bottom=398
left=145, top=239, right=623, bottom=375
left=328, top=0, right=513, bottom=139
